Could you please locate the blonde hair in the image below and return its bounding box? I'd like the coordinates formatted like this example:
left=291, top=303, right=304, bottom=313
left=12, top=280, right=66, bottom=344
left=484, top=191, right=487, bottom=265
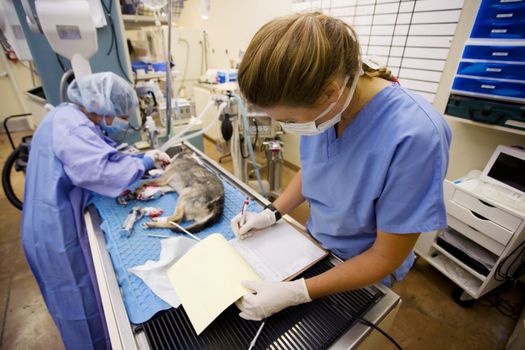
left=363, top=65, right=395, bottom=81
left=238, top=12, right=394, bottom=108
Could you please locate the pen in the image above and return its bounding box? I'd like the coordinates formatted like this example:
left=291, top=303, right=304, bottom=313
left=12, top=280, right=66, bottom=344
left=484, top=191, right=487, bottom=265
left=239, top=197, right=249, bottom=227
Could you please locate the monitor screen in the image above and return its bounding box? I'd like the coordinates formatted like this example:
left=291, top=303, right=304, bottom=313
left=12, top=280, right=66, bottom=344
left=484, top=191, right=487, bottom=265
left=487, top=153, right=525, bottom=193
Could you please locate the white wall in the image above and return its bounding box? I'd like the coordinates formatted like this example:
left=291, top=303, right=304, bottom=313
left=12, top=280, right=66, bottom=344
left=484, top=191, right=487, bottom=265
left=177, top=0, right=304, bottom=167
left=445, top=121, right=525, bottom=179
left=0, top=54, right=39, bottom=131
left=176, top=0, right=293, bottom=69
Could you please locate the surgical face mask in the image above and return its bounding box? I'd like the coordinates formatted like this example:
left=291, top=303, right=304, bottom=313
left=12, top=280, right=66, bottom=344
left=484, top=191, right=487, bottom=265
left=100, top=116, right=130, bottom=142
left=280, top=68, right=363, bottom=136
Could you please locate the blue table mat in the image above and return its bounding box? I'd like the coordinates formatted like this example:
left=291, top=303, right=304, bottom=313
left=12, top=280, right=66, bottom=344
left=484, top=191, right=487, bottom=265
left=89, top=180, right=261, bottom=324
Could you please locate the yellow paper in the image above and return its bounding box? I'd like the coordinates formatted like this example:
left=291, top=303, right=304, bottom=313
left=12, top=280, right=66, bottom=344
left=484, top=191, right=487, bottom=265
left=167, top=233, right=260, bottom=335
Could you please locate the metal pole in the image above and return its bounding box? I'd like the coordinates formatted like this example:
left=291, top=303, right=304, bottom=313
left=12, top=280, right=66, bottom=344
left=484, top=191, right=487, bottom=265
left=165, top=0, right=173, bottom=138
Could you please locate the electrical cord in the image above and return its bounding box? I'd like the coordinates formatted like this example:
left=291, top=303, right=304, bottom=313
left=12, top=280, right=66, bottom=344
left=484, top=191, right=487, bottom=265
left=100, top=0, right=142, bottom=132
left=252, top=118, right=259, bottom=148
left=239, top=120, right=258, bottom=160
left=16, top=61, right=39, bottom=75
left=239, top=135, right=249, bottom=160
left=477, top=282, right=523, bottom=320
left=356, top=315, right=403, bottom=350
left=100, top=0, right=112, bottom=24
left=495, top=241, right=525, bottom=282
left=103, top=0, right=115, bottom=56
left=106, top=21, right=115, bottom=56
left=56, top=54, right=66, bottom=72
left=465, top=236, right=525, bottom=320
left=478, top=293, right=521, bottom=319
left=101, top=0, right=132, bottom=83
left=330, top=299, right=404, bottom=350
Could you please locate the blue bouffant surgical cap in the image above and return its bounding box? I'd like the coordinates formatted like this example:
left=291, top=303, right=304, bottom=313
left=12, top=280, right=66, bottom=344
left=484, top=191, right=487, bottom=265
left=67, top=72, right=138, bottom=117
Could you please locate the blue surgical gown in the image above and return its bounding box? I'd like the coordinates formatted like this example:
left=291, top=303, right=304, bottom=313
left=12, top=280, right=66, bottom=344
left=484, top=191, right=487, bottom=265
left=21, top=104, right=148, bottom=349
left=301, top=84, right=451, bottom=283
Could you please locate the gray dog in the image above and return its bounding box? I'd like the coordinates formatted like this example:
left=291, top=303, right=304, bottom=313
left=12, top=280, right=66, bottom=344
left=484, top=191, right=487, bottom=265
left=135, top=151, right=225, bottom=233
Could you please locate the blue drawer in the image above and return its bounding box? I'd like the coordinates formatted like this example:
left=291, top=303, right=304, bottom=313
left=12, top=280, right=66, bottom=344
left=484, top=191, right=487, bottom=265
left=452, top=76, right=525, bottom=101
left=471, top=18, right=525, bottom=39
left=472, top=0, right=525, bottom=39
left=482, top=0, right=524, bottom=7
left=476, top=1, right=525, bottom=22
left=475, top=1, right=525, bottom=21
left=457, top=61, right=525, bottom=80
left=462, top=45, right=525, bottom=62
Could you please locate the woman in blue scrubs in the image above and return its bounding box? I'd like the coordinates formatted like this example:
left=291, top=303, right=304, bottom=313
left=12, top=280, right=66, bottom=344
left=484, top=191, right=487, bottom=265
left=21, top=72, right=170, bottom=348
left=231, top=13, right=451, bottom=321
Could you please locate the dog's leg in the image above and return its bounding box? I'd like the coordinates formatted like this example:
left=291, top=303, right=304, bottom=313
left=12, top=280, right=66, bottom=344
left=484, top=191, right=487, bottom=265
left=169, top=202, right=185, bottom=223
left=143, top=195, right=186, bottom=229
left=143, top=218, right=173, bottom=229
left=135, top=175, right=170, bottom=194
left=134, top=180, right=156, bottom=196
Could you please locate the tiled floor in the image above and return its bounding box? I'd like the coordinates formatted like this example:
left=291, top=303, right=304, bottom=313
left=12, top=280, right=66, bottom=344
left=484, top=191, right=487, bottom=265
left=0, top=132, right=522, bottom=349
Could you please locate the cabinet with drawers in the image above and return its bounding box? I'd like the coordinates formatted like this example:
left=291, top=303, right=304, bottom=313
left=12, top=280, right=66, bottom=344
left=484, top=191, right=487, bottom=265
left=446, top=0, right=525, bottom=131
left=471, top=0, right=525, bottom=39
left=415, top=179, right=525, bottom=299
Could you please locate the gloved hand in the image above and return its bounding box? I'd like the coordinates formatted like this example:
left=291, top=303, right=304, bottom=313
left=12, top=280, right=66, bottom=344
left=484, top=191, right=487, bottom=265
left=144, top=150, right=171, bottom=168
left=236, top=279, right=312, bottom=321
left=230, top=209, right=276, bottom=239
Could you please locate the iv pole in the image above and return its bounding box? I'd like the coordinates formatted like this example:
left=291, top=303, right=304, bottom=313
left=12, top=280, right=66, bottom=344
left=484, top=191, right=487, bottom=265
left=164, top=0, right=173, bottom=137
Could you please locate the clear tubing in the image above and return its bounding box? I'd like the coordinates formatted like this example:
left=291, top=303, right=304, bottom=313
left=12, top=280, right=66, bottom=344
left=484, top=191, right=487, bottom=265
left=160, top=101, right=226, bottom=151
left=172, top=99, right=215, bottom=140
left=233, top=94, right=267, bottom=197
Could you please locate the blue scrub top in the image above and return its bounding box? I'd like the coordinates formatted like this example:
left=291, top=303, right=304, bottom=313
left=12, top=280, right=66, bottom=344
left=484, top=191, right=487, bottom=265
left=300, top=83, right=451, bottom=281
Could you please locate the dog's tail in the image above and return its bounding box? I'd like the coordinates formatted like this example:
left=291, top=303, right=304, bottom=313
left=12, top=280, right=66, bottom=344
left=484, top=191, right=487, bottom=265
left=170, top=196, right=224, bottom=233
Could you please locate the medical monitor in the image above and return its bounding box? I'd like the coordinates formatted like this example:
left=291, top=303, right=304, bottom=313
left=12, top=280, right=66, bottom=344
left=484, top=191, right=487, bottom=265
left=480, top=145, right=525, bottom=194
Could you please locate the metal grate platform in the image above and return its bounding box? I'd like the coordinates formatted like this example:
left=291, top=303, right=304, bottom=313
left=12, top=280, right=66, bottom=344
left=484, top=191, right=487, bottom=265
left=138, top=258, right=384, bottom=349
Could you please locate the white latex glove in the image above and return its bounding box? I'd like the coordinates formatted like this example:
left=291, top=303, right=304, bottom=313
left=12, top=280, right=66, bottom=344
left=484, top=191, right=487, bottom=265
left=145, top=150, right=171, bottom=168
left=230, top=209, right=276, bottom=239
left=236, top=279, right=312, bottom=321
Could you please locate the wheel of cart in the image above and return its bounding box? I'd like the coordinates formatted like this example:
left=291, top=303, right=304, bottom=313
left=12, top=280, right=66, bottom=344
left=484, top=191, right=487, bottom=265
left=452, top=286, right=476, bottom=307
left=2, top=114, right=32, bottom=210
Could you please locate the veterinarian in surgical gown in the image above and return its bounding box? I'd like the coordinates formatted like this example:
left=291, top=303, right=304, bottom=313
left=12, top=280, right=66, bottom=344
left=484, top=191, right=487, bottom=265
left=21, top=72, right=169, bottom=349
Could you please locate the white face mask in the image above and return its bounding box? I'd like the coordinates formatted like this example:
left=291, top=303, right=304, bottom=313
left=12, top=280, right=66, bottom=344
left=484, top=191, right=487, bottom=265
left=280, top=68, right=363, bottom=136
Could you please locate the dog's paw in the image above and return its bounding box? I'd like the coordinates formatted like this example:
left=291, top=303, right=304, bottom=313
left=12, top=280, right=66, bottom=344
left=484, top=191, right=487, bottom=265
left=142, top=220, right=154, bottom=229
left=143, top=217, right=168, bottom=229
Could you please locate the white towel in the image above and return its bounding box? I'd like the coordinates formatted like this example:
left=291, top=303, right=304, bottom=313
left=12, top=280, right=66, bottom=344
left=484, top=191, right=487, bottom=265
left=129, top=236, right=197, bottom=308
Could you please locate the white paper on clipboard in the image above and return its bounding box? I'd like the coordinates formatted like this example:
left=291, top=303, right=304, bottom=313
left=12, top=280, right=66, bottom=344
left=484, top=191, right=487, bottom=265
left=230, top=221, right=328, bottom=282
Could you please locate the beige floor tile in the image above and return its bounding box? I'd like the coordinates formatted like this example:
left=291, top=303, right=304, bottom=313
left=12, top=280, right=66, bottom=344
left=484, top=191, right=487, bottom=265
left=2, top=272, right=63, bottom=350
